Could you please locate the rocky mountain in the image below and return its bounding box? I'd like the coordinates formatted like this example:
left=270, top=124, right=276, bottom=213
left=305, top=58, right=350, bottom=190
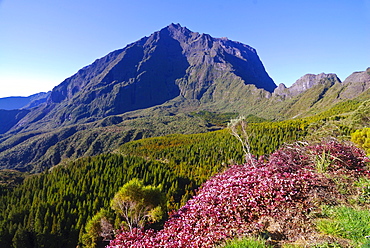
left=272, top=68, right=370, bottom=102
left=0, top=23, right=368, bottom=172
left=0, top=24, right=278, bottom=171
left=0, top=92, right=50, bottom=110
left=343, top=67, right=370, bottom=84
left=340, top=67, right=370, bottom=99
left=273, top=73, right=341, bottom=99
left=0, top=109, right=30, bottom=134
left=9, top=23, right=275, bottom=133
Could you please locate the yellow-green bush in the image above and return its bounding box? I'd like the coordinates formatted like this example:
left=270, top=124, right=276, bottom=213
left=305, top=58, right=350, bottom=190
left=351, top=128, right=370, bottom=155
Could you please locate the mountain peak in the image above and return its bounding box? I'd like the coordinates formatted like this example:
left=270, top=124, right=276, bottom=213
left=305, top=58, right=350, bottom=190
left=12, top=24, right=277, bottom=131
left=162, top=23, right=186, bottom=34
left=167, top=23, right=182, bottom=30
left=343, top=67, right=370, bottom=84
left=159, top=23, right=192, bottom=34
left=273, top=73, right=341, bottom=99
left=157, top=23, right=200, bottom=45
left=339, top=67, right=370, bottom=99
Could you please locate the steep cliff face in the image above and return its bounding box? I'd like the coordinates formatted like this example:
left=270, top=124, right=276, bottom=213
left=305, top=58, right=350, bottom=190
left=272, top=68, right=370, bottom=101
left=0, top=24, right=279, bottom=171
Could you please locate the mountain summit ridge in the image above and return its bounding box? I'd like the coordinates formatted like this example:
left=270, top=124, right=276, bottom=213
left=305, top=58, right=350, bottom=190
left=13, top=23, right=276, bottom=130
left=49, top=23, right=276, bottom=106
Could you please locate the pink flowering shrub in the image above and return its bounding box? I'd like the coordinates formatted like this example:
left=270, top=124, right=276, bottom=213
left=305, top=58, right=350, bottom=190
left=305, top=140, right=370, bottom=173
left=107, top=140, right=369, bottom=248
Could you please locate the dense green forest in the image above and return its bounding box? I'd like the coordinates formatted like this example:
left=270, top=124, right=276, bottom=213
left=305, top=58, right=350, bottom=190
left=0, top=99, right=369, bottom=247
left=0, top=155, right=189, bottom=247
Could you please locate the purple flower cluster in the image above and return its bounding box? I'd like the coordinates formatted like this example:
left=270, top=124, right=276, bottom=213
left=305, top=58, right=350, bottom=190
left=107, top=141, right=369, bottom=248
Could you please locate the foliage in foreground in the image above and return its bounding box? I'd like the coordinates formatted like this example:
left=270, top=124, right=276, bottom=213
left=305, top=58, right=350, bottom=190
left=108, top=140, right=370, bottom=247
left=0, top=96, right=367, bottom=247
left=219, top=236, right=272, bottom=248
left=316, top=205, right=370, bottom=247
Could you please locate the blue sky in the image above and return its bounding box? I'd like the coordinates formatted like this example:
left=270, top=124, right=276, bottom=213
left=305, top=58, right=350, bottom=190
left=0, top=0, right=369, bottom=98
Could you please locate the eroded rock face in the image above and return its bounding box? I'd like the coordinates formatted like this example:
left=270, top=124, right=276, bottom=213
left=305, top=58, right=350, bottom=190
left=271, top=68, right=370, bottom=102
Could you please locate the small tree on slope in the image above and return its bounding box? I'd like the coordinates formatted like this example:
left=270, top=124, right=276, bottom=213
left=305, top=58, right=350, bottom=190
left=111, top=178, right=165, bottom=231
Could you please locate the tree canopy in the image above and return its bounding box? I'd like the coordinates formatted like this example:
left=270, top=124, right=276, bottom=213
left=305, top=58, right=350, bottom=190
left=111, top=178, right=165, bottom=231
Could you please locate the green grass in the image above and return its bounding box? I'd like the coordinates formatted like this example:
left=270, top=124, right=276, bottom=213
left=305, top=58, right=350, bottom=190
left=220, top=236, right=272, bottom=248
left=310, top=242, right=342, bottom=248
left=355, top=177, right=370, bottom=204
left=316, top=205, right=370, bottom=247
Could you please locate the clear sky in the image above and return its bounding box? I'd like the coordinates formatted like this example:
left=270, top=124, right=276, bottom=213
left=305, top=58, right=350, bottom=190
left=0, top=0, right=369, bottom=98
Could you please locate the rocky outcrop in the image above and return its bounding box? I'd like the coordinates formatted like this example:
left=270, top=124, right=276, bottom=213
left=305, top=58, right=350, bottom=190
left=343, top=67, right=370, bottom=85
left=339, top=68, right=370, bottom=99
left=272, top=83, right=289, bottom=98
left=0, top=22, right=366, bottom=172
left=273, top=73, right=341, bottom=99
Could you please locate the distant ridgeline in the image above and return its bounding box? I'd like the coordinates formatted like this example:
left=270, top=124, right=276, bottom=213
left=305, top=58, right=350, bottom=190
left=0, top=92, right=50, bottom=110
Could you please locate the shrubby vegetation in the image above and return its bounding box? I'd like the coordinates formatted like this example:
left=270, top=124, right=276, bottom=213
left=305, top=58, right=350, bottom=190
left=0, top=98, right=370, bottom=247
left=190, top=111, right=267, bottom=126
left=352, top=127, right=370, bottom=155
left=0, top=113, right=213, bottom=172
left=316, top=205, right=370, bottom=247
left=82, top=209, right=114, bottom=248
left=108, top=140, right=370, bottom=247
left=0, top=154, right=191, bottom=247
left=0, top=170, right=27, bottom=195
left=118, top=119, right=309, bottom=184
left=110, top=178, right=166, bottom=231
left=0, top=117, right=309, bottom=247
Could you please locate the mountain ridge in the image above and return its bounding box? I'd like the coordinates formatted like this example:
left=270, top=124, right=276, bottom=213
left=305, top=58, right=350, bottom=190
left=0, top=92, right=50, bottom=110
left=6, top=23, right=276, bottom=133
left=0, top=24, right=369, bottom=172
